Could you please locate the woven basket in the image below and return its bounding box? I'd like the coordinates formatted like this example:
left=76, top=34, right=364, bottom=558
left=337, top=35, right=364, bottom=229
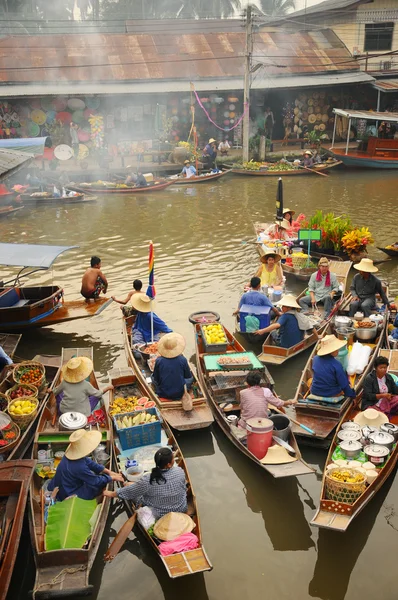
left=291, top=256, right=311, bottom=269
left=325, top=468, right=366, bottom=505
left=13, top=361, right=45, bottom=389
left=8, top=397, right=39, bottom=430
left=0, top=420, right=20, bottom=454
left=5, top=383, right=38, bottom=404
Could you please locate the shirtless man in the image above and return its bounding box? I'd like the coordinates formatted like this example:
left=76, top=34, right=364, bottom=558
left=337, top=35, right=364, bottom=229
left=81, top=256, right=108, bottom=300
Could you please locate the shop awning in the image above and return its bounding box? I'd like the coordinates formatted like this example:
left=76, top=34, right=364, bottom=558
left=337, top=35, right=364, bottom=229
left=372, top=79, right=398, bottom=92
left=0, top=243, right=78, bottom=269
left=0, top=137, right=48, bottom=156
left=333, top=108, right=398, bottom=122
left=0, top=148, right=34, bottom=181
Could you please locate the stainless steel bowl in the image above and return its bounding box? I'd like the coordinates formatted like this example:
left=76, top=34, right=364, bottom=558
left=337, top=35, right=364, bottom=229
left=355, top=324, right=378, bottom=341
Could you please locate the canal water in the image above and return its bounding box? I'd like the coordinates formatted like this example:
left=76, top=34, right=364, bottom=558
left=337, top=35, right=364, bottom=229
left=4, top=169, right=398, bottom=600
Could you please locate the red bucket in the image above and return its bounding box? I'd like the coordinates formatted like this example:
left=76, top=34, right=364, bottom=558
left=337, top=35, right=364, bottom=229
left=246, top=417, right=273, bottom=460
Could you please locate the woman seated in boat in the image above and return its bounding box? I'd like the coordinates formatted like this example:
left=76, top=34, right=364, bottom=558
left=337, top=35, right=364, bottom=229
left=112, top=279, right=143, bottom=316
left=299, top=257, right=340, bottom=317
left=48, top=429, right=123, bottom=501
left=181, top=159, right=196, bottom=179
left=152, top=333, right=193, bottom=401
left=263, top=219, right=291, bottom=241
left=256, top=252, right=283, bottom=288
left=302, top=150, right=314, bottom=167
left=131, top=294, right=172, bottom=348
left=254, top=294, right=316, bottom=348
left=362, top=356, right=398, bottom=417
left=53, top=356, right=113, bottom=417
left=310, top=335, right=355, bottom=399
left=104, top=447, right=187, bottom=518
left=81, top=256, right=108, bottom=300
left=238, top=371, right=295, bottom=429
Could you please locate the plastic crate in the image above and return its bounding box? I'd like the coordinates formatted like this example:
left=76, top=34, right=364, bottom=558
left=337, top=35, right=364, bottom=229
left=239, top=304, right=271, bottom=333
left=113, top=407, right=162, bottom=451
left=200, top=323, right=228, bottom=354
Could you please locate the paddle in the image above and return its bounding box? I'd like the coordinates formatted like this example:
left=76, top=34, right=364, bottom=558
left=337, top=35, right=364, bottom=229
left=298, top=164, right=329, bottom=177
left=104, top=513, right=137, bottom=562
left=271, top=405, right=315, bottom=435
left=0, top=493, right=18, bottom=562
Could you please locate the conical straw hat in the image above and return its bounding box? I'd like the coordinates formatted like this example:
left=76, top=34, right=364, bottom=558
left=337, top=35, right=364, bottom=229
left=153, top=512, right=196, bottom=541
left=260, top=445, right=297, bottom=464
left=283, top=207, right=295, bottom=216
left=353, top=258, right=378, bottom=273
left=65, top=429, right=102, bottom=460
left=62, top=356, right=93, bottom=383
left=260, top=252, right=281, bottom=264
left=130, top=294, right=153, bottom=313
left=317, top=334, right=346, bottom=356
left=277, top=294, right=300, bottom=309
left=353, top=408, right=389, bottom=428
left=158, top=333, right=186, bottom=358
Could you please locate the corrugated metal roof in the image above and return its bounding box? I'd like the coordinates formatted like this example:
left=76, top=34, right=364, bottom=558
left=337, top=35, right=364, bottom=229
left=0, top=147, right=33, bottom=178
left=373, top=79, right=398, bottom=92
left=0, top=29, right=359, bottom=86
left=333, top=108, right=398, bottom=121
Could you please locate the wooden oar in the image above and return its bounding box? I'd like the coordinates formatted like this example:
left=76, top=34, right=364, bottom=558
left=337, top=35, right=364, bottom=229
left=0, top=493, right=18, bottom=562
left=271, top=405, right=315, bottom=435
left=104, top=513, right=137, bottom=562
left=298, top=164, right=329, bottom=177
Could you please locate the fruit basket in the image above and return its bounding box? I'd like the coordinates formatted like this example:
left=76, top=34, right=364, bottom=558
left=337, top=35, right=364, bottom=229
left=8, top=397, right=39, bottom=429
left=13, top=361, right=45, bottom=389
left=325, top=467, right=366, bottom=505
left=200, top=323, right=228, bottom=353
left=0, top=412, right=20, bottom=455
left=113, top=407, right=161, bottom=451
left=5, top=383, right=38, bottom=404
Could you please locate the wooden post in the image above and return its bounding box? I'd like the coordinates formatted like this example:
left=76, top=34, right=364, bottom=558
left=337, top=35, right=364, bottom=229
left=345, top=118, right=351, bottom=155
left=259, top=135, right=266, bottom=161
left=242, top=6, right=253, bottom=163
left=331, top=115, right=337, bottom=149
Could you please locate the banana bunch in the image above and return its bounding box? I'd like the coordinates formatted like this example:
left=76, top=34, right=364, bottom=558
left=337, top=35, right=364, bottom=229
left=116, top=411, right=157, bottom=429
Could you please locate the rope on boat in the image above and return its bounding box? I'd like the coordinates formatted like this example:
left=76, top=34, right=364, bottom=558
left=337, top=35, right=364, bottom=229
left=32, top=565, right=86, bottom=599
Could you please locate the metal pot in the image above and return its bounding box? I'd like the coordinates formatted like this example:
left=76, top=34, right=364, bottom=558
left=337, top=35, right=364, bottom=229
left=380, top=422, right=398, bottom=442
left=368, top=431, right=395, bottom=452
left=335, top=316, right=352, bottom=328
left=337, top=429, right=362, bottom=443
left=355, top=323, right=378, bottom=341
left=363, top=444, right=390, bottom=466
left=339, top=440, right=362, bottom=459
left=59, top=411, right=88, bottom=432
left=341, top=421, right=361, bottom=432
left=336, top=327, right=355, bottom=346
left=269, top=414, right=291, bottom=442
left=360, top=426, right=379, bottom=446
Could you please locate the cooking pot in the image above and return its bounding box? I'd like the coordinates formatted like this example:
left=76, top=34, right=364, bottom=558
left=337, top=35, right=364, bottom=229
left=269, top=414, right=291, bottom=442
left=59, top=411, right=88, bottom=431
left=341, top=422, right=361, bottom=432
left=368, top=431, right=395, bottom=452
left=363, top=444, right=390, bottom=466
left=380, top=422, right=398, bottom=442
left=339, top=440, right=362, bottom=459
left=360, top=425, right=379, bottom=446
left=355, top=323, right=378, bottom=341
left=336, top=327, right=355, bottom=346
left=337, top=429, right=362, bottom=443
left=227, top=415, right=238, bottom=427
left=354, top=312, right=364, bottom=321
left=335, top=316, right=352, bottom=328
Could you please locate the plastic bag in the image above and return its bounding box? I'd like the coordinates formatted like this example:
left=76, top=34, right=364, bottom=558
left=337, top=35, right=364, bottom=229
left=244, top=315, right=260, bottom=333
left=136, top=506, right=156, bottom=530
left=347, top=341, right=371, bottom=376
left=181, top=386, right=193, bottom=412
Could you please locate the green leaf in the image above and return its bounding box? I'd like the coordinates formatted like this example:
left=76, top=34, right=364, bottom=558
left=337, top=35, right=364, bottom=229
left=45, top=497, right=97, bottom=550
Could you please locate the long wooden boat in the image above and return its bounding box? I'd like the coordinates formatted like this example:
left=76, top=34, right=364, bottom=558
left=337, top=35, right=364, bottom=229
left=67, top=180, right=172, bottom=194
left=122, top=316, right=214, bottom=431
left=108, top=366, right=212, bottom=577
left=0, top=243, right=113, bottom=332
left=258, top=260, right=352, bottom=365
left=311, top=347, right=398, bottom=531
left=20, top=193, right=96, bottom=205
left=0, top=206, right=24, bottom=218
left=0, top=459, right=36, bottom=600
left=29, top=347, right=113, bottom=599
left=377, top=246, right=398, bottom=257
left=194, top=323, right=314, bottom=478
left=168, top=169, right=231, bottom=185
left=291, top=310, right=388, bottom=447
left=232, top=160, right=342, bottom=176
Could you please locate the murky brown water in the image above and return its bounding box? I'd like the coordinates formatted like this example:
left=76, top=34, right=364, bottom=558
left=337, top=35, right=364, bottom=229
left=5, top=170, right=398, bottom=600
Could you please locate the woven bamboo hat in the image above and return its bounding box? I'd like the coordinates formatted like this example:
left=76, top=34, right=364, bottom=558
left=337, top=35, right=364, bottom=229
left=130, top=294, right=153, bottom=313
left=278, top=294, right=300, bottom=309
left=208, top=138, right=216, bottom=143
left=260, top=445, right=297, bottom=464
left=318, top=257, right=330, bottom=267
left=62, top=356, right=93, bottom=383
left=184, top=159, right=191, bottom=165
left=153, top=512, right=196, bottom=541
left=353, top=408, right=389, bottom=428
left=304, top=150, right=313, bottom=156
left=261, top=252, right=281, bottom=264
left=354, top=258, right=378, bottom=273
left=317, top=334, right=346, bottom=356
left=65, top=429, right=102, bottom=460
left=158, top=332, right=186, bottom=358
left=283, top=207, right=295, bottom=217
left=274, top=218, right=290, bottom=229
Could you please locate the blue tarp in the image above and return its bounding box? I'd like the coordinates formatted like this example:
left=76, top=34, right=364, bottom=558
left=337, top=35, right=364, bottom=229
left=0, top=243, right=78, bottom=269
left=0, top=137, right=48, bottom=156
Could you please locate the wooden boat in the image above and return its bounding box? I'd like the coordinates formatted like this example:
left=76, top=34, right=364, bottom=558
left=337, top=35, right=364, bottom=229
left=377, top=246, right=398, bottom=257
left=0, top=459, right=36, bottom=600
left=168, top=169, right=231, bottom=185
left=291, top=310, right=388, bottom=446
left=29, top=347, right=113, bottom=599
left=122, top=316, right=214, bottom=431
left=20, top=193, right=96, bottom=205
left=108, top=366, right=212, bottom=577
left=258, top=260, right=352, bottom=365
left=231, top=160, right=342, bottom=176
left=67, top=180, right=172, bottom=194
left=194, top=323, right=314, bottom=478
left=0, top=243, right=112, bottom=332
left=311, top=347, right=398, bottom=531
left=0, top=206, right=24, bottom=218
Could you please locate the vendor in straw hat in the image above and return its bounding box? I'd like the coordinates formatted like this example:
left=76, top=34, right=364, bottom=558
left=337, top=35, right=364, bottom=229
left=53, top=356, right=113, bottom=417
left=48, top=429, right=123, bottom=501
left=254, top=294, right=316, bottom=348
left=349, top=258, right=390, bottom=318
left=302, top=150, right=314, bottom=168
left=299, top=257, right=340, bottom=317
left=181, top=159, right=196, bottom=179
left=104, top=447, right=187, bottom=519
left=152, top=333, right=193, bottom=401
left=263, top=218, right=291, bottom=241
left=131, top=294, right=172, bottom=348
left=202, top=137, right=217, bottom=169
left=256, top=252, right=283, bottom=288
left=310, top=334, right=355, bottom=399
left=362, top=355, right=398, bottom=417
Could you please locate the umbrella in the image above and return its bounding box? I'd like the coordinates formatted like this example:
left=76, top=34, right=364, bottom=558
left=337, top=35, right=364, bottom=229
left=146, top=241, right=156, bottom=342
left=276, top=177, right=284, bottom=222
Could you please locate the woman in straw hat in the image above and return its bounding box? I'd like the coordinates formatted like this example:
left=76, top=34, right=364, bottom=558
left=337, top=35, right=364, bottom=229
left=349, top=258, right=390, bottom=317
left=299, top=257, right=340, bottom=317
left=48, top=429, right=123, bottom=501
left=130, top=294, right=172, bottom=348
left=104, top=447, right=187, bottom=519
left=152, top=333, right=193, bottom=401
left=263, top=218, right=291, bottom=242
left=302, top=150, right=314, bottom=168
left=256, top=252, right=283, bottom=288
left=180, top=159, right=196, bottom=179
left=310, top=334, right=355, bottom=399
left=53, top=356, right=113, bottom=416
left=254, top=294, right=316, bottom=348
left=362, top=355, right=398, bottom=417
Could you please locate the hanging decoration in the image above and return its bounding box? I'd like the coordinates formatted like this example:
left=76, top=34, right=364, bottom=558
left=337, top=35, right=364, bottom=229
left=88, top=114, right=104, bottom=148
left=193, top=88, right=248, bottom=132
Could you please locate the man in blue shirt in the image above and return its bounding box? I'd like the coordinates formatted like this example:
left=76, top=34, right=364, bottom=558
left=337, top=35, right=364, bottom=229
left=202, top=138, right=217, bottom=169
left=234, top=277, right=277, bottom=313
left=153, top=333, right=193, bottom=400
left=181, top=159, right=197, bottom=178
left=311, top=334, right=356, bottom=398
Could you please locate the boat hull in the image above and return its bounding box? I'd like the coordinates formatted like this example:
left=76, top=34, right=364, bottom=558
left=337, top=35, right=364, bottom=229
left=330, top=150, right=398, bottom=169
left=68, top=181, right=172, bottom=194
left=168, top=170, right=231, bottom=184
left=377, top=246, right=398, bottom=257
left=231, top=161, right=342, bottom=176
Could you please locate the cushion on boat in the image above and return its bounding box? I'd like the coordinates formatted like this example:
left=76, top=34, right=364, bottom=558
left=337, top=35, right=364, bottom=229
left=0, top=288, right=20, bottom=308
left=307, top=394, right=344, bottom=404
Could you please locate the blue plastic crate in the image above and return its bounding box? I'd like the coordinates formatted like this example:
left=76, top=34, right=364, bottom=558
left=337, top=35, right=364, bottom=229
left=239, top=304, right=271, bottom=332
left=113, top=406, right=162, bottom=451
